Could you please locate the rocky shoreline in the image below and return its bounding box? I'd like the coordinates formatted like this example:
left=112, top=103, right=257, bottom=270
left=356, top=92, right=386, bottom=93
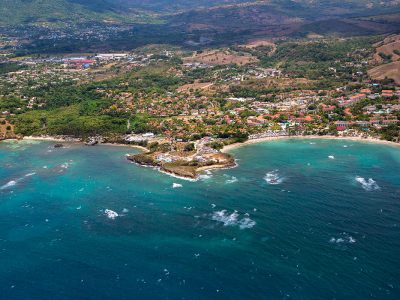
left=126, top=151, right=236, bottom=180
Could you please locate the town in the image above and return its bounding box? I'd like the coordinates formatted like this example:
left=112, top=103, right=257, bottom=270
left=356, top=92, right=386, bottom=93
left=0, top=34, right=399, bottom=177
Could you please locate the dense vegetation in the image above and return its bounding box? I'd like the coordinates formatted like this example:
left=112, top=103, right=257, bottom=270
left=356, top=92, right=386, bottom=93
left=0, top=63, right=24, bottom=75
left=257, top=38, right=378, bottom=82
left=1, top=33, right=398, bottom=143
left=1, top=0, right=399, bottom=56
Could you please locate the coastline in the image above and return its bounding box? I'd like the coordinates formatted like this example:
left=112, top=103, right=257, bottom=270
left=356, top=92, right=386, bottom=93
left=23, top=136, right=78, bottom=143
left=221, top=135, right=400, bottom=152
left=21, top=136, right=148, bottom=152
left=20, top=134, right=400, bottom=152
left=9, top=134, right=399, bottom=180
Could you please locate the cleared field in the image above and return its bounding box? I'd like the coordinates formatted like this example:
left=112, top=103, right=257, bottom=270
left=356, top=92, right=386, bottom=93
left=240, top=39, right=277, bottom=55
left=368, top=61, right=400, bottom=84
left=233, top=77, right=314, bottom=90
left=177, top=81, right=214, bottom=93
left=371, top=34, right=400, bottom=64
left=184, top=50, right=258, bottom=66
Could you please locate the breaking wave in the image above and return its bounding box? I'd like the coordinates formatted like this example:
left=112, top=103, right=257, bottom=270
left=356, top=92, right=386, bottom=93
left=264, top=170, right=284, bottom=185
left=238, top=217, right=256, bottom=229
left=199, top=174, right=212, bottom=180
left=104, top=209, right=119, bottom=220
left=0, top=180, right=17, bottom=190
left=60, top=163, right=69, bottom=169
left=329, top=233, right=356, bottom=244
left=211, top=210, right=255, bottom=229
left=225, top=176, right=238, bottom=184
left=172, top=183, right=183, bottom=188
left=0, top=172, right=37, bottom=190
left=355, top=176, right=380, bottom=191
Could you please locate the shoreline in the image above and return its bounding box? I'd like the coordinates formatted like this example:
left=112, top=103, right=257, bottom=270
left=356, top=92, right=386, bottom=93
left=23, top=136, right=79, bottom=143
left=21, top=136, right=148, bottom=152
left=20, top=135, right=400, bottom=152
left=221, top=135, right=400, bottom=152
left=6, top=134, right=399, bottom=180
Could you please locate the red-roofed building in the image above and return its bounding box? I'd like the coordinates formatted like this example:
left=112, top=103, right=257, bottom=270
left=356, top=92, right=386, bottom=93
left=344, top=108, right=353, bottom=116
left=382, top=90, right=394, bottom=98
left=320, top=104, right=336, bottom=112
left=349, top=93, right=367, bottom=102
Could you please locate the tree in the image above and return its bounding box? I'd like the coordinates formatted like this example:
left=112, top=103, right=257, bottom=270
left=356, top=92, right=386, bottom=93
left=184, top=143, right=195, bottom=152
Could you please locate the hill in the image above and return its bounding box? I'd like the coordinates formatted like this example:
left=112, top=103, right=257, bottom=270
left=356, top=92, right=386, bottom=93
left=1, top=0, right=400, bottom=54
left=368, top=34, right=400, bottom=84
left=1, top=0, right=400, bottom=26
left=0, top=0, right=130, bottom=25
left=0, top=0, right=252, bottom=25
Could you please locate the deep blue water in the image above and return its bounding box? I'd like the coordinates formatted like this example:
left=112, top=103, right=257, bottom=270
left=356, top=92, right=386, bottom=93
left=0, top=139, right=399, bottom=300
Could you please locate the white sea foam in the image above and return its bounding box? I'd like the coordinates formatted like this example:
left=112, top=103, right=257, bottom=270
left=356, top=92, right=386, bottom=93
left=159, top=169, right=197, bottom=182
left=211, top=210, right=255, bottom=229
left=104, top=209, right=119, bottom=220
left=225, top=176, right=238, bottom=184
left=60, top=163, right=69, bottom=169
left=212, top=210, right=239, bottom=226
left=264, top=170, right=284, bottom=185
left=238, top=217, right=256, bottom=229
left=172, top=183, right=183, bottom=188
left=1, top=171, right=36, bottom=190
left=328, top=155, right=335, bottom=159
left=355, top=176, right=380, bottom=191
left=0, top=180, right=17, bottom=190
left=199, top=174, right=212, bottom=180
left=329, top=233, right=356, bottom=244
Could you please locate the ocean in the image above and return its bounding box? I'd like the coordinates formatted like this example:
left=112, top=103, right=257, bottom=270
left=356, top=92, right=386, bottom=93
left=0, top=139, right=399, bottom=300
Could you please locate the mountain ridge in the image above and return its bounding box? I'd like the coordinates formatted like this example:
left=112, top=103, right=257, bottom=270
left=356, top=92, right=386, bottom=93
left=1, top=0, right=400, bottom=26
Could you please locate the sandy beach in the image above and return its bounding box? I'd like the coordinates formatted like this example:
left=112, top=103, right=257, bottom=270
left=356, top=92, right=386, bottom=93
left=20, top=134, right=400, bottom=154
left=22, top=136, right=148, bottom=152
left=23, top=135, right=79, bottom=143
left=6, top=134, right=398, bottom=180
left=222, top=135, right=400, bottom=152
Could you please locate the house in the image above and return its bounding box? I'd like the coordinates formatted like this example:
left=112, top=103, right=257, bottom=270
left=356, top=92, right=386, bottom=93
left=67, top=59, right=95, bottom=68
left=349, top=93, right=367, bottom=102
left=96, top=53, right=128, bottom=60
left=354, top=121, right=370, bottom=127
left=382, top=90, right=394, bottom=98
left=321, top=104, right=336, bottom=112
left=360, top=89, right=372, bottom=94
left=363, top=105, right=376, bottom=114
left=335, top=121, right=350, bottom=131
left=381, top=119, right=398, bottom=126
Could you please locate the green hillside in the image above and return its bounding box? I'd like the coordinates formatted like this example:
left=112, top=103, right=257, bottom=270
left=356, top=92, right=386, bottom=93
left=1, top=0, right=399, bottom=26
left=0, top=0, right=151, bottom=25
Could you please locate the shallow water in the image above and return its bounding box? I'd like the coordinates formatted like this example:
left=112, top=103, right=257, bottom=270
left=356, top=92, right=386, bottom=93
left=0, top=139, right=399, bottom=299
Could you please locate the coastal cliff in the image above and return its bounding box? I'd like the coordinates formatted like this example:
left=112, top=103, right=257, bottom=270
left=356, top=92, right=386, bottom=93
left=127, top=147, right=235, bottom=179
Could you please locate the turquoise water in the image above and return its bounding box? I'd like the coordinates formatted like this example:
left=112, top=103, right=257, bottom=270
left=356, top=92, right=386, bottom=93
left=0, top=139, right=399, bottom=300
